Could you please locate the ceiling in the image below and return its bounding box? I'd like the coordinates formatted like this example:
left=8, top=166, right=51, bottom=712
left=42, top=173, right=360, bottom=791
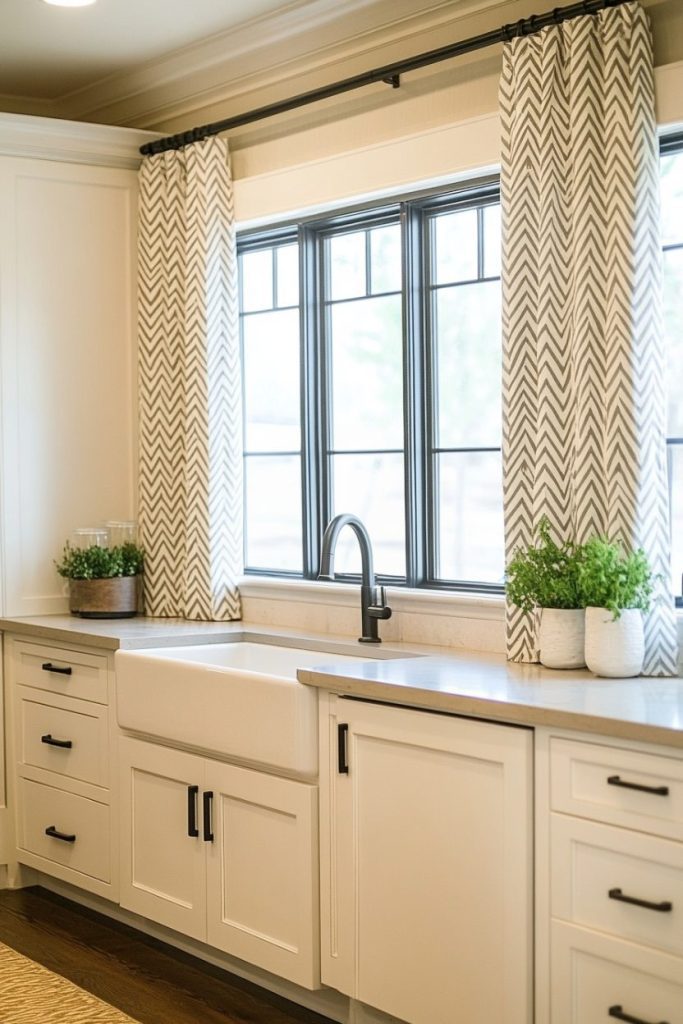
left=0, top=0, right=310, bottom=100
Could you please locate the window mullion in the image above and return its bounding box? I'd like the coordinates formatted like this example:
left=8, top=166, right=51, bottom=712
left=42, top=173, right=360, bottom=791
left=319, top=234, right=334, bottom=544
left=402, top=202, right=427, bottom=588
left=424, top=207, right=439, bottom=584
left=299, top=225, right=321, bottom=579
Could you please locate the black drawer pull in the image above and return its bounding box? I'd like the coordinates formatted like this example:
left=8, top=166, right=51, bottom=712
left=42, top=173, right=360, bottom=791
left=203, top=791, right=214, bottom=843
left=607, top=775, right=669, bottom=797
left=41, top=734, right=73, bottom=749
left=187, top=785, right=199, bottom=838
left=41, top=662, right=73, bottom=676
left=609, top=1004, right=670, bottom=1024
left=338, top=723, right=349, bottom=774
left=45, top=825, right=76, bottom=843
left=608, top=888, right=673, bottom=913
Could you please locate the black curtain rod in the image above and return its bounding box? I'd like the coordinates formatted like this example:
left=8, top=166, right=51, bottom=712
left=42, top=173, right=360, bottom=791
left=140, top=0, right=628, bottom=156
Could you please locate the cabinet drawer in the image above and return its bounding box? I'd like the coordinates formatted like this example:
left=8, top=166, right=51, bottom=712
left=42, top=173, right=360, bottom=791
left=11, top=640, right=108, bottom=705
left=17, top=689, right=108, bottom=788
left=550, top=738, right=683, bottom=840
left=551, top=920, right=683, bottom=1024
left=551, top=815, right=683, bottom=958
left=17, top=778, right=110, bottom=883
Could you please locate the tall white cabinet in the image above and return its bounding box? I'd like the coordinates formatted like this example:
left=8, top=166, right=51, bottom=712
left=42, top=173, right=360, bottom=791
left=319, top=693, right=533, bottom=1024
left=0, top=112, right=158, bottom=867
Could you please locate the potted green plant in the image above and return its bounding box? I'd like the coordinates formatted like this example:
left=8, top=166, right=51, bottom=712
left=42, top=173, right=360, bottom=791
left=506, top=517, right=585, bottom=668
left=56, top=542, right=144, bottom=619
left=577, top=537, right=652, bottom=677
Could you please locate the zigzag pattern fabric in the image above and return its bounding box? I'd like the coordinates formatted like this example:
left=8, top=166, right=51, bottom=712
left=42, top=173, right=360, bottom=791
left=137, top=137, right=242, bottom=620
left=500, top=2, right=678, bottom=674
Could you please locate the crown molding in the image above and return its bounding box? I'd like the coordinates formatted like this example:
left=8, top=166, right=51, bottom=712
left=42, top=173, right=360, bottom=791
left=0, top=112, right=162, bottom=168
left=49, top=0, right=510, bottom=127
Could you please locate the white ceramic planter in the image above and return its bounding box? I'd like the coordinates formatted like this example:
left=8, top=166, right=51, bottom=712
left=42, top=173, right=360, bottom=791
left=584, top=606, right=645, bottom=678
left=538, top=608, right=586, bottom=669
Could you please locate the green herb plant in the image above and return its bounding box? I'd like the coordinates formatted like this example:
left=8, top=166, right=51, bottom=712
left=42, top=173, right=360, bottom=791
left=56, top=542, right=144, bottom=581
left=506, top=517, right=584, bottom=613
left=577, top=537, right=652, bottom=620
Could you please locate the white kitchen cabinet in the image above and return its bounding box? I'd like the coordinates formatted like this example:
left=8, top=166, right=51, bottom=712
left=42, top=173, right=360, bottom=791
left=119, top=735, right=319, bottom=989
left=6, top=636, right=118, bottom=900
left=536, top=729, right=683, bottom=1024
left=319, top=693, right=533, bottom=1024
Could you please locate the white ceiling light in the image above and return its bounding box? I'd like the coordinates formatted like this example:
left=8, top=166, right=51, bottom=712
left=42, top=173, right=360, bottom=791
left=42, top=0, right=97, bottom=7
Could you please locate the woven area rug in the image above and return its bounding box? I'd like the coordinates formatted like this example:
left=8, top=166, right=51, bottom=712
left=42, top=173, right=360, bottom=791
left=0, top=941, right=140, bottom=1023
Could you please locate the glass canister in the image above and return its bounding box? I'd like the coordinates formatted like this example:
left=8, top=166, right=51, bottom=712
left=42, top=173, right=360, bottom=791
left=71, top=527, right=109, bottom=549
left=105, top=520, right=138, bottom=546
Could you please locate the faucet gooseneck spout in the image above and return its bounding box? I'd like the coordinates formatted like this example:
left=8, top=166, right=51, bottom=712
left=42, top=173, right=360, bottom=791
left=318, top=513, right=392, bottom=644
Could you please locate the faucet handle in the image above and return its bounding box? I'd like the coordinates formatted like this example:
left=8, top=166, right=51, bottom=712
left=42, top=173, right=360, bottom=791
left=368, top=586, right=392, bottom=620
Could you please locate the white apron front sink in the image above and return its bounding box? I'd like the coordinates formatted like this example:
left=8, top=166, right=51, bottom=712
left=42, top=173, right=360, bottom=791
left=115, top=641, right=369, bottom=778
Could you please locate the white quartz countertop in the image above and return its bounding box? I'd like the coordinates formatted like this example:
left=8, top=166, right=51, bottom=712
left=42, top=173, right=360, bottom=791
left=2, top=614, right=681, bottom=748
left=298, top=651, right=683, bottom=749
left=0, top=614, right=249, bottom=650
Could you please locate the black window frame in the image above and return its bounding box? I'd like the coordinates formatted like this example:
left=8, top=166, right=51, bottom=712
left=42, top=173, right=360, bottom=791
left=238, top=175, right=503, bottom=593
left=660, top=131, right=683, bottom=607
left=239, top=144, right=683, bottom=604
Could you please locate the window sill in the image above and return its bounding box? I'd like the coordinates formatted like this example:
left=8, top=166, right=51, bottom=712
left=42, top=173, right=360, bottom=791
left=238, top=575, right=505, bottom=622
left=239, top=576, right=683, bottom=628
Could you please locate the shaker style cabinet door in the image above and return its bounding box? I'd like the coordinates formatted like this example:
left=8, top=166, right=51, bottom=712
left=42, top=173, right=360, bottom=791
left=205, top=760, right=319, bottom=989
left=320, top=697, right=533, bottom=1024
left=119, top=736, right=206, bottom=940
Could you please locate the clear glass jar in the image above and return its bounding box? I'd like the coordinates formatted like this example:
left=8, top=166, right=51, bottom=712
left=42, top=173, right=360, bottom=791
left=71, top=527, right=109, bottom=549
left=105, top=520, right=138, bottom=546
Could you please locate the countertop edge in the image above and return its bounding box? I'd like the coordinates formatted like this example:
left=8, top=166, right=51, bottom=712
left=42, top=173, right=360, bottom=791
left=299, top=669, right=683, bottom=749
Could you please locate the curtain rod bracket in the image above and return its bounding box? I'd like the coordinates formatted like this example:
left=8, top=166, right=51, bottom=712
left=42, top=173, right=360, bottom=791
left=382, top=74, right=401, bottom=89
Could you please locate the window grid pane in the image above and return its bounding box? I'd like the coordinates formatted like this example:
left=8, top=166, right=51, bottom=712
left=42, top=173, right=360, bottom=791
left=427, top=200, right=504, bottom=587
left=322, top=219, right=406, bottom=579
left=240, top=240, right=303, bottom=573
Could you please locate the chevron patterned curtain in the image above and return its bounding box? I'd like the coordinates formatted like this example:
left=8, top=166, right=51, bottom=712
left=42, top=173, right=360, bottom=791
left=137, top=137, right=243, bottom=620
left=500, top=2, right=678, bottom=674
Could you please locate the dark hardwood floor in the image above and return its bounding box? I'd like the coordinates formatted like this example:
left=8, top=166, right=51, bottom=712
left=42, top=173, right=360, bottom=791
left=0, top=887, right=335, bottom=1024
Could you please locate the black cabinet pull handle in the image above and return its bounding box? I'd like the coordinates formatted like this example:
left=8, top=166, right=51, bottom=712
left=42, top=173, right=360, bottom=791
left=45, top=825, right=76, bottom=843
left=41, top=662, right=72, bottom=676
left=609, top=1004, right=670, bottom=1024
left=187, top=785, right=199, bottom=838
left=607, top=775, right=669, bottom=797
left=41, top=734, right=73, bottom=749
left=608, top=888, right=673, bottom=913
left=338, top=723, right=349, bottom=774
left=203, top=791, right=214, bottom=842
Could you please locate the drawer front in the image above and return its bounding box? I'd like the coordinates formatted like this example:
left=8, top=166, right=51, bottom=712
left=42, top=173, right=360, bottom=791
left=11, top=640, right=108, bottom=705
left=18, top=690, right=108, bottom=788
left=551, top=921, right=683, bottom=1024
left=551, top=738, right=683, bottom=840
left=17, top=778, right=110, bottom=882
left=551, top=815, right=683, bottom=958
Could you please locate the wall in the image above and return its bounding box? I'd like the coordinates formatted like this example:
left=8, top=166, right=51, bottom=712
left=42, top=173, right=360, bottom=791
left=0, top=117, right=158, bottom=618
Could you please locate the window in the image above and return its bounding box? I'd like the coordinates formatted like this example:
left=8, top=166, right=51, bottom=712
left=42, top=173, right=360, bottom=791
left=661, top=137, right=683, bottom=603
left=239, top=181, right=503, bottom=590
left=239, top=150, right=683, bottom=601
